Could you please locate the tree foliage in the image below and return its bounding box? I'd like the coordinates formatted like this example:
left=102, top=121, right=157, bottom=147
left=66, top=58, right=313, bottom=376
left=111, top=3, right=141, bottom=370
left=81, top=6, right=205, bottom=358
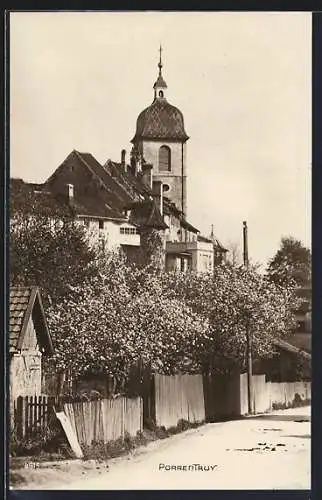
left=267, top=236, right=311, bottom=287
left=47, top=251, right=209, bottom=381
left=10, top=211, right=99, bottom=306
left=11, top=187, right=300, bottom=385
left=46, top=251, right=298, bottom=382
left=160, top=265, right=298, bottom=373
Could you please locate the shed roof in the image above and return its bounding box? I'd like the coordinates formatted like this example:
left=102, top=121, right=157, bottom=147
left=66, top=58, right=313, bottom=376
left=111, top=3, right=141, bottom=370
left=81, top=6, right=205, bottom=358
left=10, top=287, right=53, bottom=355
left=273, top=338, right=311, bottom=360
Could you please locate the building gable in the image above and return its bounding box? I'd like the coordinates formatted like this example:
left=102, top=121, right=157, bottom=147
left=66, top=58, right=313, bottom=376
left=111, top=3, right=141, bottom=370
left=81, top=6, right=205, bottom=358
left=9, top=287, right=53, bottom=355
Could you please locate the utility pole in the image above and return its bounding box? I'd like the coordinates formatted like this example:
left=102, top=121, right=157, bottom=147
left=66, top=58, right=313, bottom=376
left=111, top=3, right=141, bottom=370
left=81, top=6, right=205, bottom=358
left=243, top=221, right=253, bottom=414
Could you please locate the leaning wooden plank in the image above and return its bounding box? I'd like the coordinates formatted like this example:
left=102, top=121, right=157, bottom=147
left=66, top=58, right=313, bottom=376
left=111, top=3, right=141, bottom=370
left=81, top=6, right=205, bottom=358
left=54, top=408, right=83, bottom=458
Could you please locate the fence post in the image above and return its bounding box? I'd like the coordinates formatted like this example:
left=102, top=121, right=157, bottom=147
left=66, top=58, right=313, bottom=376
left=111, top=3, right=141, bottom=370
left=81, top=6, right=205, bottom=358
left=34, top=395, right=38, bottom=432
left=24, top=396, right=29, bottom=439
left=16, top=396, right=23, bottom=439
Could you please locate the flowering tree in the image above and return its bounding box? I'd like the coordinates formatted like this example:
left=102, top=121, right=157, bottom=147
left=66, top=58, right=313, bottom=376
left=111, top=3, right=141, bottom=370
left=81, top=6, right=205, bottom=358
left=46, top=249, right=298, bottom=388
left=46, top=251, right=209, bottom=390
left=161, top=264, right=298, bottom=374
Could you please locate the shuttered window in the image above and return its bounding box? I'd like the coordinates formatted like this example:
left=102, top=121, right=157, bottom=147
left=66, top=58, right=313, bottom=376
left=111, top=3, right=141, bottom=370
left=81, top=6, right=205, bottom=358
left=159, top=146, right=171, bottom=172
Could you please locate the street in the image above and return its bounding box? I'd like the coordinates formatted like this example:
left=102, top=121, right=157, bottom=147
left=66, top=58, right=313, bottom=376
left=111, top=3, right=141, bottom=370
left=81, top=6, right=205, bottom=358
left=52, top=406, right=310, bottom=490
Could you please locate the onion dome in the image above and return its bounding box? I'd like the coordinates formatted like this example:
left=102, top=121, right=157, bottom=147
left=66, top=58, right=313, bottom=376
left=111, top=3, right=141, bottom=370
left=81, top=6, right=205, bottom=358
left=131, top=46, right=189, bottom=143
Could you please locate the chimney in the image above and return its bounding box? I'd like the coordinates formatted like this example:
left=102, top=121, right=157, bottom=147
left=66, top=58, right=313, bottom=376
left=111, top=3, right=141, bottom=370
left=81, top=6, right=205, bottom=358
left=142, top=163, right=153, bottom=189
left=121, top=149, right=126, bottom=172
left=152, top=180, right=163, bottom=216
left=67, top=183, right=74, bottom=201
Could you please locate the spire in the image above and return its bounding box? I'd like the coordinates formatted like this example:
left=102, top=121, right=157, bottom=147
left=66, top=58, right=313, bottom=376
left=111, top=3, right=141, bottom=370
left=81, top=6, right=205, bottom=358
left=153, top=45, right=167, bottom=99
left=210, top=224, right=215, bottom=241
left=158, top=44, right=163, bottom=75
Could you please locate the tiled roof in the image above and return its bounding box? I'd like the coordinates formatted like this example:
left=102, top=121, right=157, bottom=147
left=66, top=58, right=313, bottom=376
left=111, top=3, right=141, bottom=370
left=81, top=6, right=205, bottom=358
left=9, top=286, right=53, bottom=355
left=43, top=151, right=128, bottom=220
left=75, top=152, right=133, bottom=212
left=44, top=150, right=168, bottom=229
left=104, top=160, right=152, bottom=199
left=128, top=200, right=168, bottom=230
left=132, top=98, right=189, bottom=142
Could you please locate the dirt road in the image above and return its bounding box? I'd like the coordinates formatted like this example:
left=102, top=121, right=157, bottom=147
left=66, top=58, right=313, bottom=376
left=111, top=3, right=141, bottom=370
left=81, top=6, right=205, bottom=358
left=48, top=406, right=310, bottom=490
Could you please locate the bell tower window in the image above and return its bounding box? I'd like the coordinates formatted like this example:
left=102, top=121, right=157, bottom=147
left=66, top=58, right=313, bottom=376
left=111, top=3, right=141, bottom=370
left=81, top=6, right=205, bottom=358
left=158, top=90, right=164, bottom=98
left=159, top=145, right=171, bottom=172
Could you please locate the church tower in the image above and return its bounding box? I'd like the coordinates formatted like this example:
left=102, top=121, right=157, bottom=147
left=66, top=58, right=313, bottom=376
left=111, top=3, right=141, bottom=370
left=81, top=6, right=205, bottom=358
left=131, top=47, right=189, bottom=217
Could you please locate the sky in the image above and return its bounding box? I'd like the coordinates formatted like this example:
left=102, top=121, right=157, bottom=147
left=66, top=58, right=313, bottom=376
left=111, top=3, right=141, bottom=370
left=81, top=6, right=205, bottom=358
left=10, top=12, right=312, bottom=266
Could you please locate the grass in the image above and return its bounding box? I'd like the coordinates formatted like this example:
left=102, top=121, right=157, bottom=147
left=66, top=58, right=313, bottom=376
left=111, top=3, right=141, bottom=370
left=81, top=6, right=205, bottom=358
left=81, top=419, right=204, bottom=461
left=10, top=418, right=204, bottom=488
left=272, top=395, right=310, bottom=411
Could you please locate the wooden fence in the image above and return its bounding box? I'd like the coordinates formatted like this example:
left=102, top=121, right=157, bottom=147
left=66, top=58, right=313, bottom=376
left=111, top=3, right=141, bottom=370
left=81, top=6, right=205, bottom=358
left=13, top=395, right=56, bottom=439
left=63, top=396, right=143, bottom=446
left=240, top=374, right=311, bottom=415
left=204, top=373, right=312, bottom=420
left=154, top=374, right=205, bottom=428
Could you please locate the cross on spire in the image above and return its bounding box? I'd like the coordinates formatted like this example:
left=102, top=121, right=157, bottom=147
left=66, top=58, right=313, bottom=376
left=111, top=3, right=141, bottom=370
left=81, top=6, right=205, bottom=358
left=158, top=44, right=163, bottom=74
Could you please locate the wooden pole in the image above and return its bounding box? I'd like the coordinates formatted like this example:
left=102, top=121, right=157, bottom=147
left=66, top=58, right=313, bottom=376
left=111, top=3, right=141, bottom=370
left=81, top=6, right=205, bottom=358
left=243, top=221, right=253, bottom=414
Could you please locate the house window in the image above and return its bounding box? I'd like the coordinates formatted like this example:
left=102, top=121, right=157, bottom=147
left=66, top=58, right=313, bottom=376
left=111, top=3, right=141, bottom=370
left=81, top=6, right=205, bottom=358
left=120, top=227, right=140, bottom=235
left=159, top=145, right=171, bottom=172
left=99, top=220, right=104, bottom=230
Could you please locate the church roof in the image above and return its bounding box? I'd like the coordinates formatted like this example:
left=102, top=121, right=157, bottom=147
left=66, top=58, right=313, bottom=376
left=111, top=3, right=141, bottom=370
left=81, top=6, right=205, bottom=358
left=153, top=74, right=167, bottom=89
left=132, top=98, right=189, bottom=143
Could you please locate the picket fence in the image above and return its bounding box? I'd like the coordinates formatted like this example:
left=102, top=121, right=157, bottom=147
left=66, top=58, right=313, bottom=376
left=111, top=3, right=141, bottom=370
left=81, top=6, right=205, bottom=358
left=13, top=395, right=56, bottom=439
left=63, top=396, right=143, bottom=446
left=154, top=374, right=205, bottom=428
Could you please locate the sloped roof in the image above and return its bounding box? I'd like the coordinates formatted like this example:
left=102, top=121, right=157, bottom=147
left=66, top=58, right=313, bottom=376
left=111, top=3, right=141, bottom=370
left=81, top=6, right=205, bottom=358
left=181, top=219, right=199, bottom=234
left=163, top=197, right=182, bottom=217
left=132, top=98, right=189, bottom=142
left=198, top=234, right=213, bottom=244
left=153, top=74, right=168, bottom=89
left=10, top=287, right=53, bottom=355
left=104, top=159, right=152, bottom=199
left=212, top=236, right=228, bottom=252
left=73, top=151, right=133, bottom=214
left=273, top=338, right=311, bottom=360
left=128, top=200, right=168, bottom=230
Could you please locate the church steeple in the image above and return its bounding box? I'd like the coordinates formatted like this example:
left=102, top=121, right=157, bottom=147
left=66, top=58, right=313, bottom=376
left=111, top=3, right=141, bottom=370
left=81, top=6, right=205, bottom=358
left=153, top=45, right=167, bottom=100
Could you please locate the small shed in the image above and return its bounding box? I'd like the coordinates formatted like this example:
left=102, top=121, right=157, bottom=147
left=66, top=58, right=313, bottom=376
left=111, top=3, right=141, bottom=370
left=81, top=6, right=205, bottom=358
left=9, top=286, right=53, bottom=401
